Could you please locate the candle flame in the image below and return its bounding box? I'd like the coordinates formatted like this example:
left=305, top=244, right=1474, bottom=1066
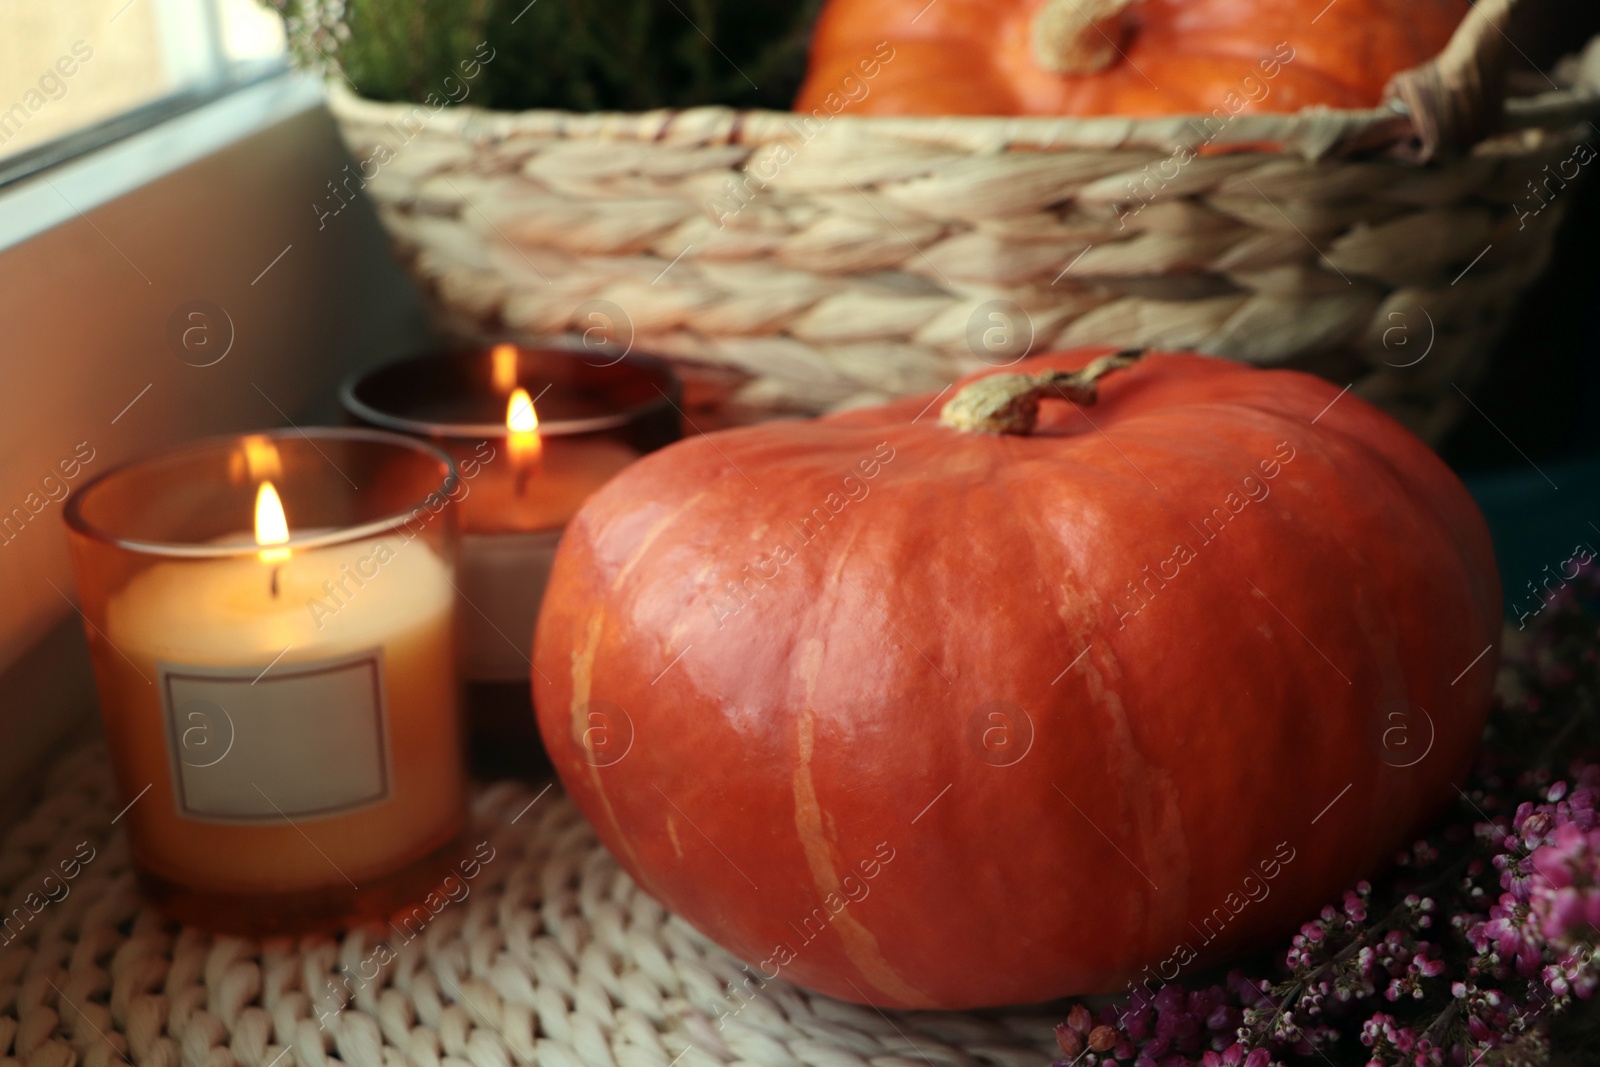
left=255, top=481, right=291, bottom=563
left=507, top=387, right=542, bottom=479
left=491, top=344, right=519, bottom=394
left=507, top=388, right=538, bottom=434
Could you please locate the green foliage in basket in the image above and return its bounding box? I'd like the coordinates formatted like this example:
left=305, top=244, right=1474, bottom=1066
left=262, top=0, right=823, bottom=112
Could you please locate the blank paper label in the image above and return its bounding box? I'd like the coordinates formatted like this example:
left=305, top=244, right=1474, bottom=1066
left=159, top=649, right=390, bottom=821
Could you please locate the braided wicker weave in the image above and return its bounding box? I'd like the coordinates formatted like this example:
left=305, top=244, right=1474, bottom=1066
left=327, top=0, right=1600, bottom=442
left=0, top=746, right=1060, bottom=1067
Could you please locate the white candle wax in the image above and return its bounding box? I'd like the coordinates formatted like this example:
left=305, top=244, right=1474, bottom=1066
left=456, top=436, right=638, bottom=681
left=459, top=528, right=563, bottom=681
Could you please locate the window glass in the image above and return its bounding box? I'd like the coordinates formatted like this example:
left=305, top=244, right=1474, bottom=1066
left=0, top=0, right=285, bottom=163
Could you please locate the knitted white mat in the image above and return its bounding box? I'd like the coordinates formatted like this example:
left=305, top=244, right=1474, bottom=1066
left=0, top=745, right=1061, bottom=1067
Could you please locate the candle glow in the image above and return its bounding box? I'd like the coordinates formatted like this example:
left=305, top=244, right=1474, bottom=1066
left=491, top=344, right=519, bottom=394
left=243, top=434, right=283, bottom=481
left=255, top=481, right=291, bottom=564
left=507, top=387, right=542, bottom=463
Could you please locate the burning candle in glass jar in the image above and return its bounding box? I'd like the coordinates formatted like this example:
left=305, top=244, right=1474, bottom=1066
left=64, top=430, right=469, bottom=933
left=340, top=347, right=682, bottom=694
left=452, top=380, right=641, bottom=681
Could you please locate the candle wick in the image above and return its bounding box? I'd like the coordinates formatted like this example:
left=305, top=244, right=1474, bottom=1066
left=514, top=462, right=531, bottom=498
left=270, top=565, right=282, bottom=599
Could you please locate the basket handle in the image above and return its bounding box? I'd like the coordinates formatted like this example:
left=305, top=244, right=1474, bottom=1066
left=1386, top=0, right=1520, bottom=159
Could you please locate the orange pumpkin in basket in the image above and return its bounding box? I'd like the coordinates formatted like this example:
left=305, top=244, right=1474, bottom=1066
left=796, top=0, right=1471, bottom=117
left=533, top=348, right=1501, bottom=1009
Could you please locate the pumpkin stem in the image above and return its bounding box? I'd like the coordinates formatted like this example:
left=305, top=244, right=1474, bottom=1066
left=939, top=349, right=1144, bottom=435
left=1031, top=0, right=1142, bottom=76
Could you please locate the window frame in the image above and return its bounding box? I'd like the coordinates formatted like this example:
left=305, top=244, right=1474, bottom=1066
left=1, top=0, right=289, bottom=191
left=0, top=56, right=288, bottom=192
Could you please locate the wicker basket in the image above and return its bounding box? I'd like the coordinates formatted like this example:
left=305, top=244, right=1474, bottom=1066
left=327, top=0, right=1600, bottom=442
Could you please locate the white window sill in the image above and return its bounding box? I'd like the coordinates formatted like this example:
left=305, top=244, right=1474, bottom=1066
left=1, top=70, right=322, bottom=253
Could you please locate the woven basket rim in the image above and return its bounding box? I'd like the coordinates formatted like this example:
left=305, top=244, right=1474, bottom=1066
left=326, top=75, right=1600, bottom=160
left=323, top=0, right=1600, bottom=162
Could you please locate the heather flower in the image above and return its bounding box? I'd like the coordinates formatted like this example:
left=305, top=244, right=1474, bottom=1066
left=1526, top=823, right=1600, bottom=949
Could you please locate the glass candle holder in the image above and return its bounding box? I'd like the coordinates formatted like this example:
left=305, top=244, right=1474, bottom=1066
left=64, top=428, right=468, bottom=934
left=341, top=346, right=680, bottom=698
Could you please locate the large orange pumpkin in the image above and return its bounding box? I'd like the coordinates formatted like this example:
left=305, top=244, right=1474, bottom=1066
left=796, top=0, right=1470, bottom=117
left=533, top=349, right=1500, bottom=1009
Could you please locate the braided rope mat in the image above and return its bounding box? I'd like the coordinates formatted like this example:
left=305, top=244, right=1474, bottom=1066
left=0, top=745, right=1060, bottom=1067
